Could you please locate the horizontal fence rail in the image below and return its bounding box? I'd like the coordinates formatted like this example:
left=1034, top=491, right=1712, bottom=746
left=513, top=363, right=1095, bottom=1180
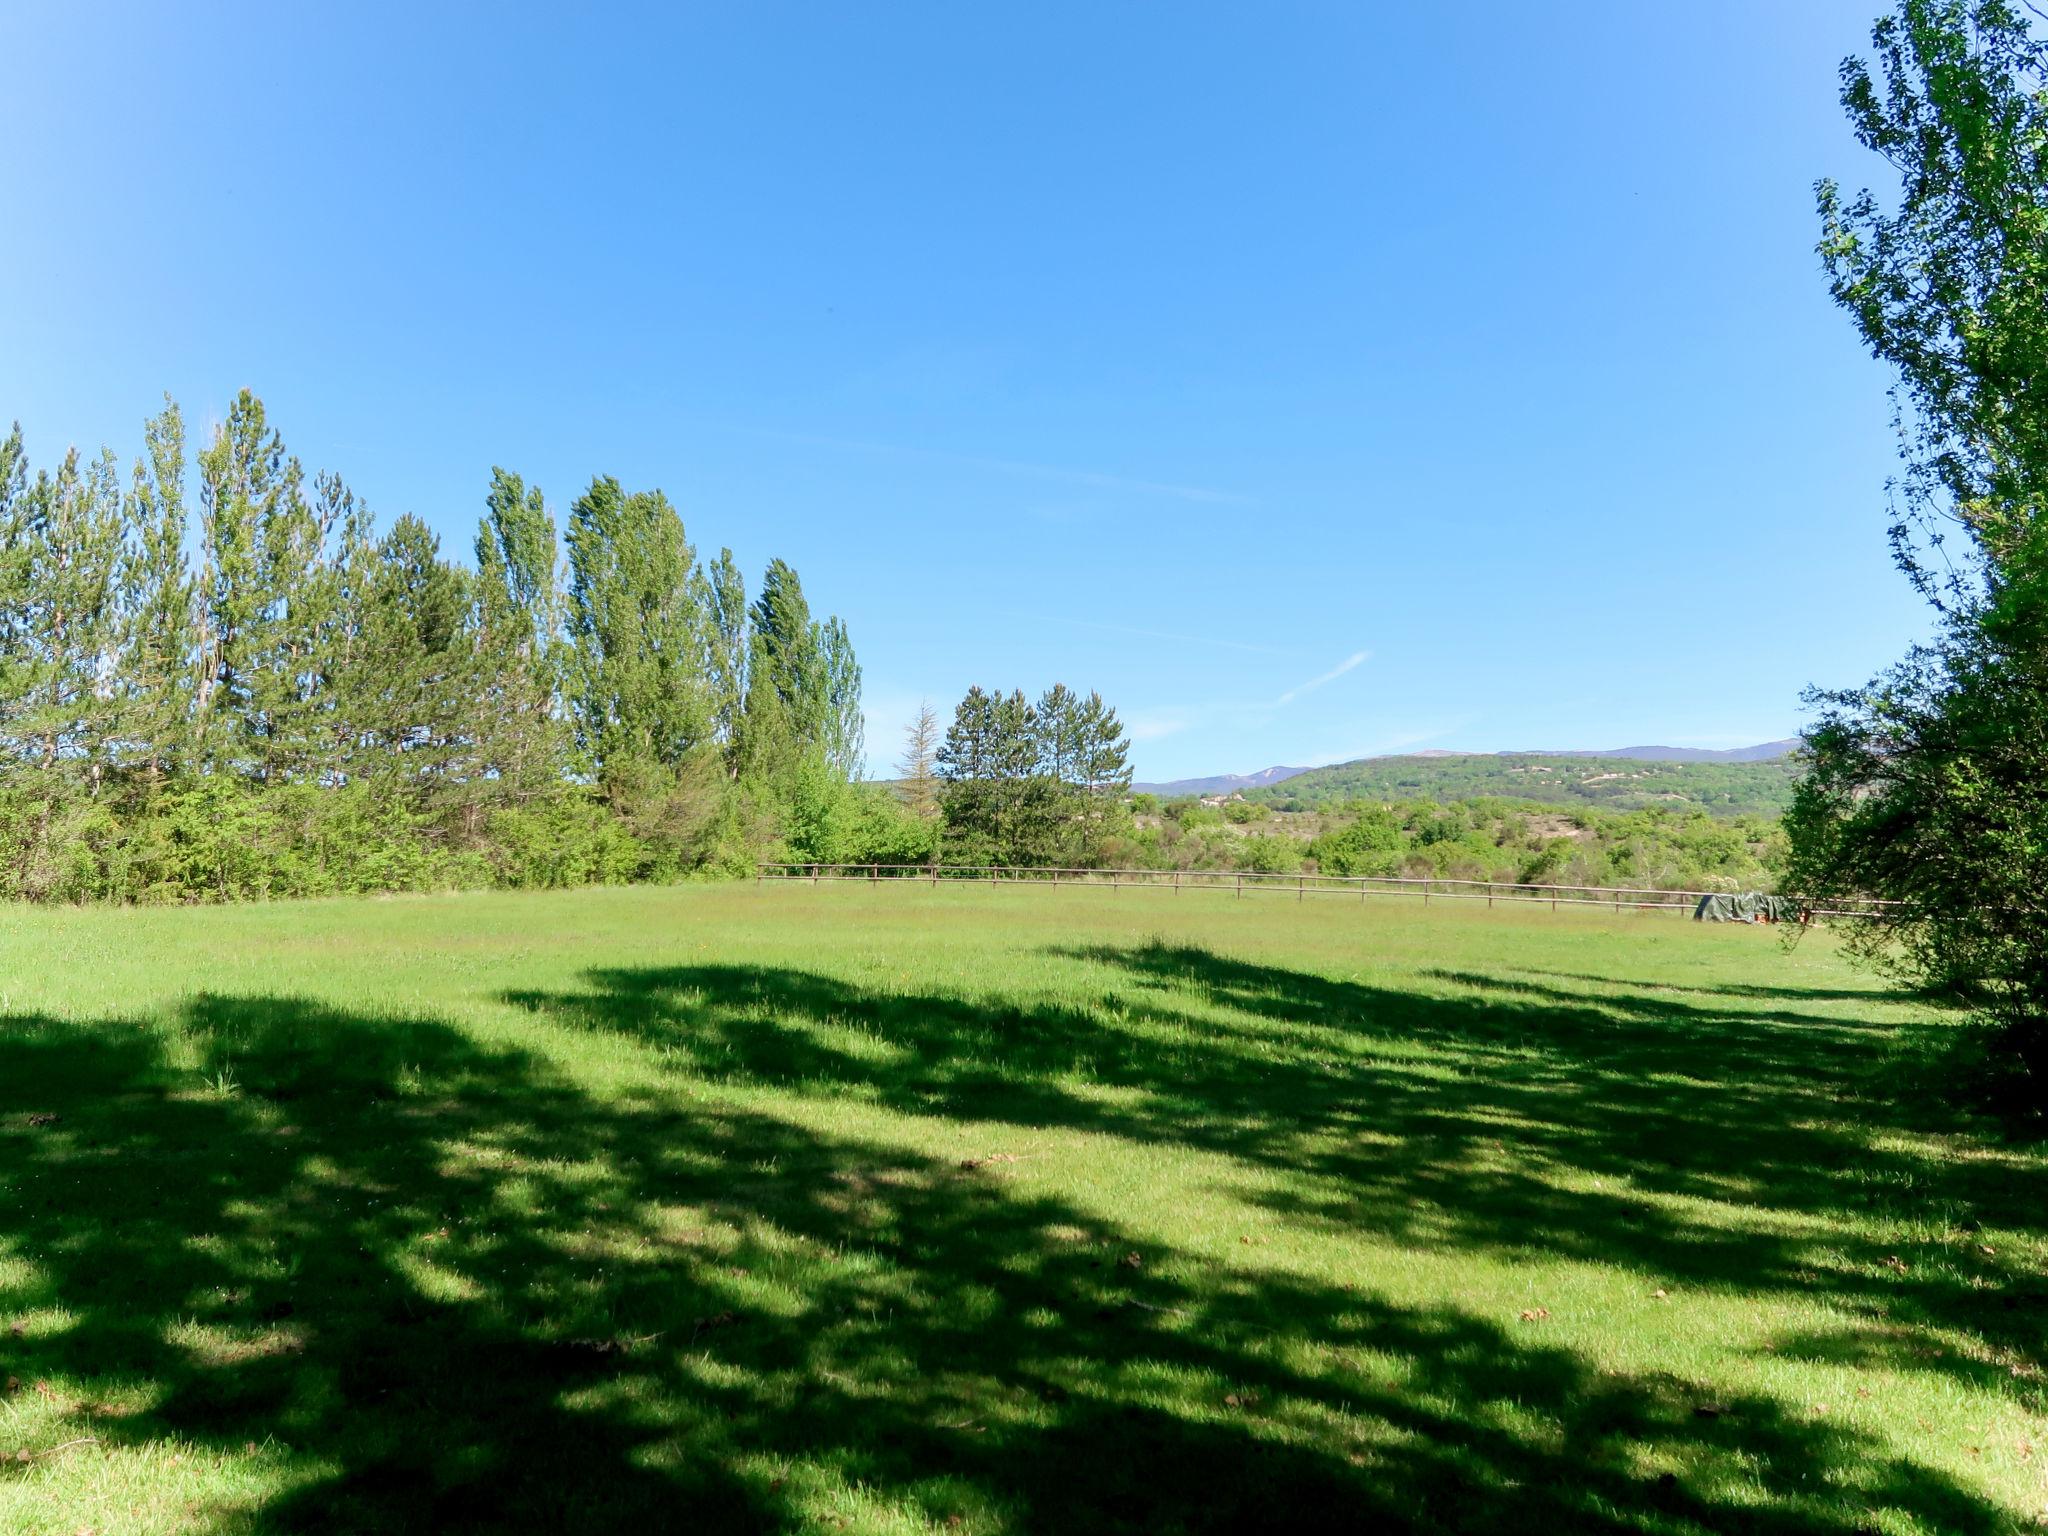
left=754, top=864, right=1895, bottom=920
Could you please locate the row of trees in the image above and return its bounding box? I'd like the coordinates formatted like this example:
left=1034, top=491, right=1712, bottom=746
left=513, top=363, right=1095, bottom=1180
left=0, top=390, right=874, bottom=900
left=896, top=685, right=1132, bottom=866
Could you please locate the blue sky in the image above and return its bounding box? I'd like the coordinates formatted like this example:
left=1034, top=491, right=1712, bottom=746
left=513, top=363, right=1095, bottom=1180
left=2, top=1, right=1928, bottom=780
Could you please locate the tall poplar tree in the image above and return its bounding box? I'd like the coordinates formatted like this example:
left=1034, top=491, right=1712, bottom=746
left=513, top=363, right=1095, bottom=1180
left=1796, top=0, right=2048, bottom=1097
left=704, top=547, right=748, bottom=775
left=819, top=614, right=864, bottom=778
left=565, top=476, right=711, bottom=808
left=473, top=468, right=565, bottom=800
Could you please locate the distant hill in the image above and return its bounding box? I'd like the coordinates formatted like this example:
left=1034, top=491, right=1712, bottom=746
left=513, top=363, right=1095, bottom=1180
left=1522, top=739, right=1801, bottom=763
left=1242, top=751, right=1802, bottom=818
left=1132, top=765, right=1312, bottom=797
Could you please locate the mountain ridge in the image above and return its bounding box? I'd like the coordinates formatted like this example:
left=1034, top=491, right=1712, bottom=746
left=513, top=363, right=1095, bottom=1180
left=1134, top=740, right=1801, bottom=798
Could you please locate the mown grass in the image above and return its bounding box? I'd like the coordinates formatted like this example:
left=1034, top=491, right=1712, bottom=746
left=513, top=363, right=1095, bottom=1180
left=0, top=884, right=2042, bottom=1534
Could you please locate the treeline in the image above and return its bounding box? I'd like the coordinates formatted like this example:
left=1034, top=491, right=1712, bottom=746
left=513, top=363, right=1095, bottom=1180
left=0, top=391, right=923, bottom=902
left=909, top=684, right=1132, bottom=866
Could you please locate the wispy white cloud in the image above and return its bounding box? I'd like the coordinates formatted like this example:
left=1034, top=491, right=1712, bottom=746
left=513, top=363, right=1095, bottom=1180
left=1102, top=648, right=1375, bottom=766
left=1125, top=711, right=1192, bottom=743
left=1274, top=649, right=1370, bottom=707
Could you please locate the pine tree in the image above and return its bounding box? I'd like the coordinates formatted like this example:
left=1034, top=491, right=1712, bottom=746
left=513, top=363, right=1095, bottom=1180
left=1033, top=684, right=1085, bottom=785
left=0, top=423, right=36, bottom=769
left=5, top=445, right=126, bottom=781
left=341, top=514, right=475, bottom=795
left=992, top=688, right=1063, bottom=864
left=1073, top=690, right=1132, bottom=863
left=0, top=440, right=126, bottom=896
left=195, top=391, right=341, bottom=782
left=937, top=686, right=1001, bottom=858
left=897, top=700, right=940, bottom=819
left=117, top=398, right=194, bottom=784
left=1075, top=691, right=1132, bottom=796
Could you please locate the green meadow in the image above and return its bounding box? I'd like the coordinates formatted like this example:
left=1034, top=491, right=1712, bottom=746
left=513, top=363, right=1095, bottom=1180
left=0, top=885, right=2042, bottom=1534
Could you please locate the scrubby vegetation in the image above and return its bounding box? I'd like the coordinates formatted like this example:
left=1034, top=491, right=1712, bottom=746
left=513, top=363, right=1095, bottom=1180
left=1119, top=795, right=1785, bottom=891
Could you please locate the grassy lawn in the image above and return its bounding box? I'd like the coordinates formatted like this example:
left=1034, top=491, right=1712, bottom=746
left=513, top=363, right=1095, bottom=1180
left=0, top=884, right=2042, bottom=1534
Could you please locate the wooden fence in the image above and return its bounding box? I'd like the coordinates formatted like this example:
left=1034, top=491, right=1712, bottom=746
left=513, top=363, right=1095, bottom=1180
left=753, top=863, right=1894, bottom=920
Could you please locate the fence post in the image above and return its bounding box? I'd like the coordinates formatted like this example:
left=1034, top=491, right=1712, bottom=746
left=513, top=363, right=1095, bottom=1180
left=1298, top=875, right=1305, bottom=903
left=1235, top=872, right=1242, bottom=900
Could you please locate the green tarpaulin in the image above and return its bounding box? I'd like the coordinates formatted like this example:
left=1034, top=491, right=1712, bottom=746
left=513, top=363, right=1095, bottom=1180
left=1693, top=892, right=1803, bottom=923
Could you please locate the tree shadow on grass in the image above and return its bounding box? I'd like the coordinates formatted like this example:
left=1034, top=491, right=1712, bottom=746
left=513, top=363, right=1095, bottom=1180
left=0, top=968, right=2025, bottom=1534
left=1506, top=971, right=1924, bottom=1008
left=510, top=948, right=2048, bottom=1416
